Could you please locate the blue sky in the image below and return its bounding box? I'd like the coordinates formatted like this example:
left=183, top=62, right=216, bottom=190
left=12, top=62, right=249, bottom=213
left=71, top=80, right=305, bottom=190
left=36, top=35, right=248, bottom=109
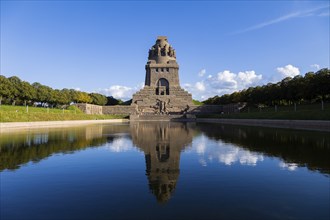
left=1, top=1, right=329, bottom=100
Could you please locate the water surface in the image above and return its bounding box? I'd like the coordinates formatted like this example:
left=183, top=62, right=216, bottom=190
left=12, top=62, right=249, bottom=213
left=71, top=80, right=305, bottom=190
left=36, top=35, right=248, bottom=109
left=1, top=122, right=329, bottom=220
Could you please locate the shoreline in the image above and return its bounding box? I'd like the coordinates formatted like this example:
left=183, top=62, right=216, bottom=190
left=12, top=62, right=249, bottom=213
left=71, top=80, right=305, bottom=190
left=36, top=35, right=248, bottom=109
left=0, top=119, right=129, bottom=132
left=1, top=118, right=329, bottom=132
left=195, top=118, right=330, bottom=132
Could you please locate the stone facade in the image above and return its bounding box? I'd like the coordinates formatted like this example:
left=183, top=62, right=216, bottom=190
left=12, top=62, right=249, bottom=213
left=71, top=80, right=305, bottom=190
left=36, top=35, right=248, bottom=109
left=131, top=36, right=193, bottom=115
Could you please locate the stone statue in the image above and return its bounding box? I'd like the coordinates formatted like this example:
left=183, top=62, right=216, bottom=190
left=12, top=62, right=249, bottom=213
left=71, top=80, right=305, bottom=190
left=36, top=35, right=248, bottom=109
left=168, top=46, right=173, bottom=57
left=153, top=99, right=168, bottom=114
left=182, top=105, right=190, bottom=114
left=135, top=104, right=140, bottom=115
left=156, top=45, right=161, bottom=56
left=148, top=49, right=153, bottom=59
left=164, top=44, right=169, bottom=56
left=161, top=46, right=166, bottom=56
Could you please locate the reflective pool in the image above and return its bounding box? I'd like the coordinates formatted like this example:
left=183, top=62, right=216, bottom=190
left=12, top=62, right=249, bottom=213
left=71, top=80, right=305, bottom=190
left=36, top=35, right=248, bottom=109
left=1, top=122, right=329, bottom=220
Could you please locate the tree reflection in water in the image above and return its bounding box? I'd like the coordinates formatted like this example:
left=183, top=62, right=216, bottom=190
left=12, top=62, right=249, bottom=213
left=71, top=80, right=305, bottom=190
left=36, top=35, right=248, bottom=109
left=196, top=123, right=330, bottom=174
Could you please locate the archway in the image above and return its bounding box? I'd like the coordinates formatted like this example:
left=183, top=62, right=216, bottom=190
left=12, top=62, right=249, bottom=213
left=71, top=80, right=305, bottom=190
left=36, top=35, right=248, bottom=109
left=156, top=78, right=169, bottom=95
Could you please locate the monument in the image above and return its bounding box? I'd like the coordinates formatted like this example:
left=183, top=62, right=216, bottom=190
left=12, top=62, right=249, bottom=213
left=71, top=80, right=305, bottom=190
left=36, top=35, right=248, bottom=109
left=131, top=36, right=193, bottom=117
left=77, top=36, right=225, bottom=116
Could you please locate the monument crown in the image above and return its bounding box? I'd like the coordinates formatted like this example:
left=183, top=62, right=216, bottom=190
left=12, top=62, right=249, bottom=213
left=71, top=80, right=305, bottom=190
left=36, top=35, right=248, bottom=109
left=148, top=36, right=176, bottom=64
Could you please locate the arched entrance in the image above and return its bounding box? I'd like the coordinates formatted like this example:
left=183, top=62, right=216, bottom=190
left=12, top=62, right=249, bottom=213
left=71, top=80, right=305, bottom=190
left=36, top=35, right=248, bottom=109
left=156, top=78, right=169, bottom=95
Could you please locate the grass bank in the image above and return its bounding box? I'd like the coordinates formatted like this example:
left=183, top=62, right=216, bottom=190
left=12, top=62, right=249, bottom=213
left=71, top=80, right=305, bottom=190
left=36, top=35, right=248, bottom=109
left=0, top=105, right=127, bottom=122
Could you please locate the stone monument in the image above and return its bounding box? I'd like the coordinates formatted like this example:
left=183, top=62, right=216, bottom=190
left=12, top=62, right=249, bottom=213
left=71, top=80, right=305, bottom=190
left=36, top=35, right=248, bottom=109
left=77, top=36, right=225, bottom=117
left=131, top=36, right=193, bottom=116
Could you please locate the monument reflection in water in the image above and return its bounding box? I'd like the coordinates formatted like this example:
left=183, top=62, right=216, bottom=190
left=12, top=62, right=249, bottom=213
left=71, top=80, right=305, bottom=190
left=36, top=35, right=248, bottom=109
left=131, top=122, right=193, bottom=203
left=1, top=122, right=329, bottom=220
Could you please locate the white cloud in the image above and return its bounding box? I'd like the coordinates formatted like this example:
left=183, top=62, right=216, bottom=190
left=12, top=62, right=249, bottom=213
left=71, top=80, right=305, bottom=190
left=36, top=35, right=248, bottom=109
left=74, top=87, right=81, bottom=91
left=213, top=70, right=262, bottom=90
left=310, top=64, right=320, bottom=70
left=318, top=12, right=330, bottom=17
left=231, top=5, right=329, bottom=35
left=238, top=71, right=262, bottom=85
left=98, top=83, right=143, bottom=100
left=276, top=64, right=300, bottom=78
left=198, top=69, right=206, bottom=77
left=232, top=12, right=300, bottom=35
left=216, top=70, right=237, bottom=88
left=195, top=81, right=206, bottom=91
left=184, top=69, right=263, bottom=101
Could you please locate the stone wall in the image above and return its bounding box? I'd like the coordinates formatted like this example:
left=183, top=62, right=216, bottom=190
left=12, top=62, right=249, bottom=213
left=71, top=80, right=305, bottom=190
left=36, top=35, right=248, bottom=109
left=102, top=106, right=135, bottom=115
left=75, top=103, right=238, bottom=116
left=75, top=103, right=103, bottom=115
left=188, top=105, right=223, bottom=114
left=75, top=104, right=133, bottom=115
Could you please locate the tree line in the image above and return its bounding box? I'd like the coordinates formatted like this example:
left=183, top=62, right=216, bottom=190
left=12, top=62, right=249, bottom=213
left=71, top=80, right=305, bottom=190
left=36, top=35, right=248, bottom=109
left=203, top=68, right=330, bottom=106
left=0, top=75, right=122, bottom=107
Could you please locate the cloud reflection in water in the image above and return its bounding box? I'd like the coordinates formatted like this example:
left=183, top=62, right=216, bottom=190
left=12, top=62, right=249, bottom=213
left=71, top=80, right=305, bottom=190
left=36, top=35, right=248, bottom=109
left=279, top=162, right=298, bottom=171
left=105, top=136, right=134, bottom=153
left=191, top=135, right=264, bottom=167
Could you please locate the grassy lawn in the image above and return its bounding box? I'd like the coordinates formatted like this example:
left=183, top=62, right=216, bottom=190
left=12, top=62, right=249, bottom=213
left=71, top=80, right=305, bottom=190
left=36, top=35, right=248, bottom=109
left=2, top=103, right=328, bottom=122
left=197, top=103, right=330, bottom=120
left=0, top=105, right=127, bottom=122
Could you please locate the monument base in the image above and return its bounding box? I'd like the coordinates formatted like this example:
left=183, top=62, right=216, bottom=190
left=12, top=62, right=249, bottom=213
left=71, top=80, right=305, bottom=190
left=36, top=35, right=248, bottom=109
left=130, top=114, right=196, bottom=121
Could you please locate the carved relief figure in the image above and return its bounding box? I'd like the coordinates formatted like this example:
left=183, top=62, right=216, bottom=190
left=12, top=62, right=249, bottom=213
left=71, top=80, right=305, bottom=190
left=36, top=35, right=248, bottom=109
left=164, top=44, right=169, bottom=56
left=156, top=45, right=161, bottom=56
left=153, top=99, right=169, bottom=114
left=148, top=49, right=152, bottom=59
left=168, top=46, right=173, bottom=57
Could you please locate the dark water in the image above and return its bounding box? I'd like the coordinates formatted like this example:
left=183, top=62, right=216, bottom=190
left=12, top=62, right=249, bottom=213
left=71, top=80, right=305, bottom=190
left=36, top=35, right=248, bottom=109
left=0, top=122, right=329, bottom=220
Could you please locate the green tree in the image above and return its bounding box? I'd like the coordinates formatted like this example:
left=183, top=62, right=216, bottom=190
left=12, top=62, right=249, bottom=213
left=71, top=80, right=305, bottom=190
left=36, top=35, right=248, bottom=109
left=90, top=93, right=107, bottom=105
left=20, top=81, right=36, bottom=105
left=32, top=82, right=53, bottom=104
left=76, top=92, right=92, bottom=103
left=106, top=96, right=120, bottom=105
left=0, top=75, right=12, bottom=104
left=7, top=76, right=22, bottom=105
left=313, top=68, right=330, bottom=101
